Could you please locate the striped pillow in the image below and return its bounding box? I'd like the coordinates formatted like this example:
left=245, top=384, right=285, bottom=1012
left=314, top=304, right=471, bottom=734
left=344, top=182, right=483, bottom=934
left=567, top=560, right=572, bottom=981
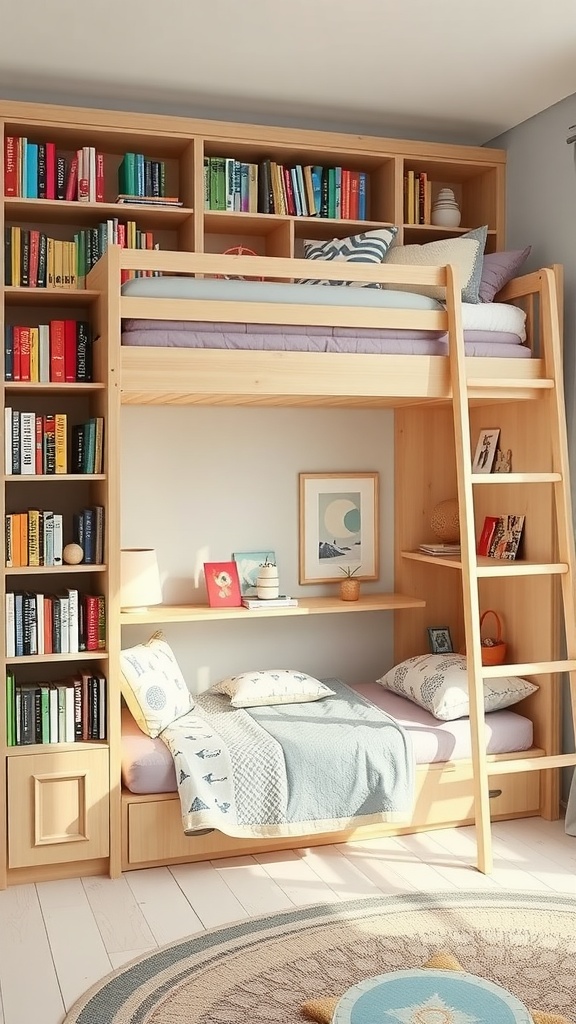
left=301, top=227, right=398, bottom=287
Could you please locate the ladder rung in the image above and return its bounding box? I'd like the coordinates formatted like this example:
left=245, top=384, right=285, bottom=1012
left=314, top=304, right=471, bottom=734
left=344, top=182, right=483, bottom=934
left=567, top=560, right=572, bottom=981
left=489, top=753, right=576, bottom=775
left=482, top=660, right=576, bottom=678
left=471, top=473, right=562, bottom=485
left=467, top=377, right=554, bottom=390
left=477, top=561, right=568, bottom=578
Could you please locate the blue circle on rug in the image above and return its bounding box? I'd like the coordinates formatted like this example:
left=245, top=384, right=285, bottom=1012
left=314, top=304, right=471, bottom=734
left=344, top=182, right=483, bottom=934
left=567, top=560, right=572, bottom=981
left=333, top=969, right=533, bottom=1024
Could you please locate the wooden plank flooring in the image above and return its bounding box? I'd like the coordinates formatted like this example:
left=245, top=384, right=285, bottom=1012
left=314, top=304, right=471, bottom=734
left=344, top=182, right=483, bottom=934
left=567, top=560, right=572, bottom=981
left=1, top=819, right=576, bottom=1024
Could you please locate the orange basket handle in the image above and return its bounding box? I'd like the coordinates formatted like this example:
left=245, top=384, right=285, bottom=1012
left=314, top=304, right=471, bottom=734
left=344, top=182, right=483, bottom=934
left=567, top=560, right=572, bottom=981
left=480, top=609, right=503, bottom=642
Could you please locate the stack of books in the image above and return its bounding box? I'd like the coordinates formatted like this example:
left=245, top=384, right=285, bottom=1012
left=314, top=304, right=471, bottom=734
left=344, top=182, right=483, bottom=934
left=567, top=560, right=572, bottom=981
left=241, top=596, right=299, bottom=610
left=418, top=543, right=461, bottom=556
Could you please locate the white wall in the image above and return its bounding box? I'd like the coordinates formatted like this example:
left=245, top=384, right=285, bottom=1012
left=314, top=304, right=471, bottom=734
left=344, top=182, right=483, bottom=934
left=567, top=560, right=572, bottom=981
left=120, top=405, right=395, bottom=692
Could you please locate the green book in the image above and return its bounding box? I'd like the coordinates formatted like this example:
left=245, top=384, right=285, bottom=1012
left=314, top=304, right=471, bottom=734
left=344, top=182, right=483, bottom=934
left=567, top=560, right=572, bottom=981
left=6, top=670, right=15, bottom=746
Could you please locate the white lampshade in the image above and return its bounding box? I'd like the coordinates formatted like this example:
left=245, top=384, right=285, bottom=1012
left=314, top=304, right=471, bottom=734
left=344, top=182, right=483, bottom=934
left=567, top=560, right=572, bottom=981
left=120, top=548, right=163, bottom=610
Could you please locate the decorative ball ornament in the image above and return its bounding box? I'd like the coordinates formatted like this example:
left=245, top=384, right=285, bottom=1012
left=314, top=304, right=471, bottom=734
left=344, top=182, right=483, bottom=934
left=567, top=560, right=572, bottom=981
left=430, top=499, right=460, bottom=543
left=63, top=543, right=84, bottom=565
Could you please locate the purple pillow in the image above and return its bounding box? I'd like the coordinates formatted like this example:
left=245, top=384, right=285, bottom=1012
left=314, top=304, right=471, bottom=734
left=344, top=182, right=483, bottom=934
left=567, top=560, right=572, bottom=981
left=478, top=246, right=531, bottom=303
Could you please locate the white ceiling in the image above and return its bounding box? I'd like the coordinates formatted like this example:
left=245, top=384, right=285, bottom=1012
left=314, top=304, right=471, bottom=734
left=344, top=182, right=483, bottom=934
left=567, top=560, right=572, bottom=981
left=2, top=0, right=576, bottom=144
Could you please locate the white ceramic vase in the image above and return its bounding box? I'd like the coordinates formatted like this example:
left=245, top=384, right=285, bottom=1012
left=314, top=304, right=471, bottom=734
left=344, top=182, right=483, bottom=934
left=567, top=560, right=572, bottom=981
left=431, top=187, right=461, bottom=228
left=256, top=563, right=280, bottom=600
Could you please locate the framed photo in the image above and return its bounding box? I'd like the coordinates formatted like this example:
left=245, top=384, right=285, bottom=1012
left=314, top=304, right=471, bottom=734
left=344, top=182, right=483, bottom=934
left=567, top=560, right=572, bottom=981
left=204, top=561, right=242, bottom=607
left=427, top=626, right=454, bottom=655
left=472, top=428, right=500, bottom=474
left=233, top=550, right=276, bottom=596
left=299, top=472, right=379, bottom=584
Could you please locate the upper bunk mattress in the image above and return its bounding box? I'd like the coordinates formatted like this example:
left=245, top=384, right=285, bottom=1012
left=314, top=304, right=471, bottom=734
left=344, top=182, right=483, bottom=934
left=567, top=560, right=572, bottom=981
left=121, top=686, right=534, bottom=795
left=121, top=277, right=528, bottom=357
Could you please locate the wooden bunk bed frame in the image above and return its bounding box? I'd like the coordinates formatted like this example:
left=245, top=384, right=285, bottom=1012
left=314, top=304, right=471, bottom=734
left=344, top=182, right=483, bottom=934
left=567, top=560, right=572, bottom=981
left=91, top=246, right=576, bottom=876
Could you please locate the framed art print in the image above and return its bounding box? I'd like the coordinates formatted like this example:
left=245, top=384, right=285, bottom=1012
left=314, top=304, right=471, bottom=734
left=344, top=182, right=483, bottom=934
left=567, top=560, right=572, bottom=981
left=472, top=428, right=500, bottom=474
left=204, top=561, right=242, bottom=607
left=427, top=626, right=454, bottom=654
left=299, top=472, right=379, bottom=584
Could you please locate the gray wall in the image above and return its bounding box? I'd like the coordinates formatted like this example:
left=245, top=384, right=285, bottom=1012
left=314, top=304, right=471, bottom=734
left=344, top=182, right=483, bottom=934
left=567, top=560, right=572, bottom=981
left=491, top=95, right=576, bottom=795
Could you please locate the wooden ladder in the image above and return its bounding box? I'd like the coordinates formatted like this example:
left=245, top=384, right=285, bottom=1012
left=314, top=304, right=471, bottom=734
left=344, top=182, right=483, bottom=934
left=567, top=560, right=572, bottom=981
left=445, top=265, right=576, bottom=874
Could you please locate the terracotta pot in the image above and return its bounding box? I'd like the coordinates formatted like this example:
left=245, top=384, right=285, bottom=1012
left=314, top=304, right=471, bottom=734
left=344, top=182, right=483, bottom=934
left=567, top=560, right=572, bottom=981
left=339, top=578, right=360, bottom=602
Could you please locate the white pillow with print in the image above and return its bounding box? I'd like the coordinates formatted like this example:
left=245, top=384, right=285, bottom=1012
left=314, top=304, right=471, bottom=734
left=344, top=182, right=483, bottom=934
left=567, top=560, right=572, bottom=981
left=211, top=669, right=335, bottom=708
left=376, top=653, right=537, bottom=721
left=120, top=635, right=194, bottom=737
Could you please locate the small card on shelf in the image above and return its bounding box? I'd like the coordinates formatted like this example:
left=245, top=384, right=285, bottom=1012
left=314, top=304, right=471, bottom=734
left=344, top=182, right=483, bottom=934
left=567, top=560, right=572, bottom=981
left=204, top=561, right=242, bottom=607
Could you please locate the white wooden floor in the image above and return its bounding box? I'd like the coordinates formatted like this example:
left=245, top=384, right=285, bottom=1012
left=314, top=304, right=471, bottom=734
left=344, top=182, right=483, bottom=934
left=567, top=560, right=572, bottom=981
left=1, top=817, right=575, bottom=1024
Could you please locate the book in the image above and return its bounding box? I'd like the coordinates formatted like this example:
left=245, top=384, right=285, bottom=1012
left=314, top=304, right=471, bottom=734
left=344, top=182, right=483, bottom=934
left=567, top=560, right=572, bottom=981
left=204, top=561, right=242, bottom=608
left=418, top=543, right=461, bottom=556
left=115, top=195, right=182, bottom=206
left=488, top=514, right=525, bottom=560
left=241, top=596, right=299, bottom=609
left=477, top=517, right=500, bottom=557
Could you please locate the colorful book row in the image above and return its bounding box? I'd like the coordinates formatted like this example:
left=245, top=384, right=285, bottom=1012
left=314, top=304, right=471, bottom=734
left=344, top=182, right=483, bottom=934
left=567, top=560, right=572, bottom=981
left=5, top=505, right=104, bottom=568
left=4, top=225, right=160, bottom=289
left=6, top=671, right=107, bottom=745
left=5, top=589, right=106, bottom=657
left=403, top=171, right=433, bottom=225
left=4, top=320, right=92, bottom=383
left=4, top=410, right=104, bottom=476
left=118, top=153, right=167, bottom=199
left=4, top=137, right=104, bottom=202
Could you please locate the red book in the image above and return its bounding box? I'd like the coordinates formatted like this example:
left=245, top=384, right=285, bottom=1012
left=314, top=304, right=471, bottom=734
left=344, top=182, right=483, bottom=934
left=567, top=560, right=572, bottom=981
left=45, top=142, right=56, bottom=200
left=204, top=561, right=242, bottom=608
left=77, top=148, right=89, bottom=202
left=84, top=594, right=100, bottom=650
left=43, top=597, right=53, bottom=655
left=4, top=136, right=17, bottom=196
left=64, top=155, right=78, bottom=201
left=64, top=319, right=77, bottom=382
left=19, top=327, right=31, bottom=382
left=95, top=153, right=105, bottom=202
left=477, top=516, right=500, bottom=557
left=349, top=171, right=359, bottom=220
left=283, top=166, right=296, bottom=216
left=49, top=320, right=66, bottom=382
left=29, top=229, right=40, bottom=288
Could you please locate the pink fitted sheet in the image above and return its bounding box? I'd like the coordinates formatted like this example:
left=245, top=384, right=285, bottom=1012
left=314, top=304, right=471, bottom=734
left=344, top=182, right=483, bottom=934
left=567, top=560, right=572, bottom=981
left=121, top=686, right=533, bottom=795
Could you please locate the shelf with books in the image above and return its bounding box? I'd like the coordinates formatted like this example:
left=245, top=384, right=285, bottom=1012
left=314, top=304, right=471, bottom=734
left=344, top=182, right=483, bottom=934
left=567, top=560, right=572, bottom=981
left=6, top=564, right=107, bottom=575
left=4, top=473, right=106, bottom=482
left=6, top=651, right=108, bottom=665
left=4, top=287, right=100, bottom=307
left=6, top=741, right=108, bottom=757
left=401, top=550, right=568, bottom=577
left=401, top=158, right=503, bottom=241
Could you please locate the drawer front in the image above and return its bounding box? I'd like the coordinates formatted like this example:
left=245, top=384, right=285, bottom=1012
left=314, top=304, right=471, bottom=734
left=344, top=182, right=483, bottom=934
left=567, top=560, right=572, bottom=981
left=8, top=748, right=109, bottom=869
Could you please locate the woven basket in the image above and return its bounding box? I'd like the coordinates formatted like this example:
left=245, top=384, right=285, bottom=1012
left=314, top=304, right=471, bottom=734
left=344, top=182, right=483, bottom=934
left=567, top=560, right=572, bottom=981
left=461, top=609, right=507, bottom=665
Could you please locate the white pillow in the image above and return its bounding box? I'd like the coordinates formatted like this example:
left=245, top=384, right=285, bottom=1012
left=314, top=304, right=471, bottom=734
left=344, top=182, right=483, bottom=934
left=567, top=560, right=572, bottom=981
left=383, top=226, right=487, bottom=303
left=120, top=635, right=194, bottom=737
left=211, top=669, right=335, bottom=708
left=376, top=653, right=537, bottom=721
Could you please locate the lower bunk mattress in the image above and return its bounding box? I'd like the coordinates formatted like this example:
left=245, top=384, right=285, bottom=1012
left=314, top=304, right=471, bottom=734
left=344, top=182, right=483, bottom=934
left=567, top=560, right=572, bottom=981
left=121, top=682, right=533, bottom=797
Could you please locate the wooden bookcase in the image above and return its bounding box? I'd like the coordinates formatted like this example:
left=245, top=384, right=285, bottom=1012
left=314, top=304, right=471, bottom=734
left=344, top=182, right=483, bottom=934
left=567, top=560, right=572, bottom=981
left=0, top=98, right=509, bottom=886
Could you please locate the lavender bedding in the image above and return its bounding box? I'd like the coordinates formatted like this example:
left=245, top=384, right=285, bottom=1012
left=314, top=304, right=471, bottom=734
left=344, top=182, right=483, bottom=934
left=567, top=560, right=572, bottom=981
left=121, top=687, right=533, bottom=795
left=121, top=319, right=530, bottom=359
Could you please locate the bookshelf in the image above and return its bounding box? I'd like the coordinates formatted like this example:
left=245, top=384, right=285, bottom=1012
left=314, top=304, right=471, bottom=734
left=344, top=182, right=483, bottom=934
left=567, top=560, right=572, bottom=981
left=0, top=98, right=510, bottom=887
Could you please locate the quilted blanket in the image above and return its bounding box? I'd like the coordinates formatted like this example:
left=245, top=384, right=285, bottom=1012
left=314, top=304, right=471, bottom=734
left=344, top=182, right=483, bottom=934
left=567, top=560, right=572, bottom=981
left=160, top=678, right=415, bottom=837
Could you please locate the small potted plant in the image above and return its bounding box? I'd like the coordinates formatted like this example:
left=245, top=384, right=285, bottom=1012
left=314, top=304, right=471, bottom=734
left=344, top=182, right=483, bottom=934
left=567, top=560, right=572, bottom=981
left=338, top=565, right=361, bottom=602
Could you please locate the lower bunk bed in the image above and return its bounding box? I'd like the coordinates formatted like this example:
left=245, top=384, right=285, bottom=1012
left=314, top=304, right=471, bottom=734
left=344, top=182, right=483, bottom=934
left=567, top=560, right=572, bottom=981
left=120, top=682, right=542, bottom=872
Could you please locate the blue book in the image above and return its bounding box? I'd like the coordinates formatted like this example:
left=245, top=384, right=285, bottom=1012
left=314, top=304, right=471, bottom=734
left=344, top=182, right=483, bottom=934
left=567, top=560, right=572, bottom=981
left=26, top=143, right=39, bottom=199
left=358, top=172, right=367, bottom=220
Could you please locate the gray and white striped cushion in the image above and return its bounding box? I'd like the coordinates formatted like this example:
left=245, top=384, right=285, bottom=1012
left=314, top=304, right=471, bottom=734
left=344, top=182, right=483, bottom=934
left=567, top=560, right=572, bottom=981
left=301, top=227, right=398, bottom=287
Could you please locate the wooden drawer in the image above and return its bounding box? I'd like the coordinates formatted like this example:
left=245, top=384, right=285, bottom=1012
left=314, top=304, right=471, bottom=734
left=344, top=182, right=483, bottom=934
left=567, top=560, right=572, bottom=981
left=8, top=748, right=109, bottom=869
left=123, top=759, right=540, bottom=869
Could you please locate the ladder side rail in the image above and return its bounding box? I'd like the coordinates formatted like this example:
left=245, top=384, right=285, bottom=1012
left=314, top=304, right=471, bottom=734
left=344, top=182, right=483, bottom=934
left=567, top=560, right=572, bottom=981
left=539, top=269, right=576, bottom=763
left=445, top=262, right=493, bottom=874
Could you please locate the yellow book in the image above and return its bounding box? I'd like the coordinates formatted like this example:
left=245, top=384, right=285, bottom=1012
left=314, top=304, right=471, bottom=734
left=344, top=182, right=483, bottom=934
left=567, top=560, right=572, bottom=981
left=54, top=413, right=67, bottom=474
left=69, top=241, right=77, bottom=289
left=11, top=226, right=21, bottom=287
left=29, top=327, right=39, bottom=383
left=54, top=239, right=63, bottom=289
left=406, top=170, right=415, bottom=224
left=27, top=509, right=40, bottom=567
left=19, top=513, right=28, bottom=567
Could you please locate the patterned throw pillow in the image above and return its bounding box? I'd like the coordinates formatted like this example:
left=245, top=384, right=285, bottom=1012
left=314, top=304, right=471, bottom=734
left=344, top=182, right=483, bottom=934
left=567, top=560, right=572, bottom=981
left=211, top=669, right=335, bottom=708
left=301, top=227, right=398, bottom=287
left=383, top=225, right=488, bottom=303
left=376, top=653, right=537, bottom=721
left=120, top=634, right=194, bottom=737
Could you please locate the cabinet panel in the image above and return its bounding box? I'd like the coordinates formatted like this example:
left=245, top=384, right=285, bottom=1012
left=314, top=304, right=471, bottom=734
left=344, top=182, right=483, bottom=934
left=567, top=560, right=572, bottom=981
left=8, top=747, right=109, bottom=868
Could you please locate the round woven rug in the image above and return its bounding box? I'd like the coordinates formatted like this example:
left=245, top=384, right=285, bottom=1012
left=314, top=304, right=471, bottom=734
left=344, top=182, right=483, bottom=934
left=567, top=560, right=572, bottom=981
left=64, top=890, right=576, bottom=1024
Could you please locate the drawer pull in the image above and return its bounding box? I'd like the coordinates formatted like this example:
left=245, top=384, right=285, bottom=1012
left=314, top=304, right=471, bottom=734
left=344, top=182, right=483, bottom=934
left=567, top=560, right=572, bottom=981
left=489, top=788, right=503, bottom=799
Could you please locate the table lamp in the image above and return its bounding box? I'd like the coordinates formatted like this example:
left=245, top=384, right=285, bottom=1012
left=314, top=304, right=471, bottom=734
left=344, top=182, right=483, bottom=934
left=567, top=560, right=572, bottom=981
left=120, top=548, right=163, bottom=611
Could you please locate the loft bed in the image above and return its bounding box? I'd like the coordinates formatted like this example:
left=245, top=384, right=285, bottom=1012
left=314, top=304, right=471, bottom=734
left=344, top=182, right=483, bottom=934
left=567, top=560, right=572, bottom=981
left=89, top=247, right=564, bottom=872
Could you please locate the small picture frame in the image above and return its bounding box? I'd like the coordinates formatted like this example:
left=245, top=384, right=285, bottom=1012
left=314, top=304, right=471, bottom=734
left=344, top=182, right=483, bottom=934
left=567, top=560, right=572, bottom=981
left=204, top=561, right=242, bottom=608
left=427, top=626, right=454, bottom=655
left=233, top=550, right=276, bottom=596
left=472, top=428, right=500, bottom=474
